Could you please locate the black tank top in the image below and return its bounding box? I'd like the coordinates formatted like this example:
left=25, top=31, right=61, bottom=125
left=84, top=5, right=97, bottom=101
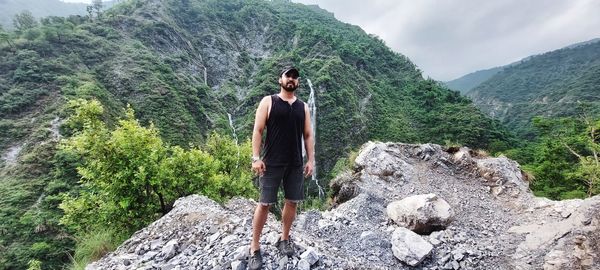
left=262, top=94, right=305, bottom=166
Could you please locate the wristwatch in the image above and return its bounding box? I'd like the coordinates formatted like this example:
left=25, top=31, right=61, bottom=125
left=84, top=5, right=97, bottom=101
left=251, top=156, right=261, bottom=163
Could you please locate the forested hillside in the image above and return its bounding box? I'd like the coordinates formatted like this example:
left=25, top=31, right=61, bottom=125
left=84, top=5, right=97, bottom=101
left=465, top=39, right=600, bottom=138
left=0, top=0, right=512, bottom=268
left=444, top=66, right=502, bottom=94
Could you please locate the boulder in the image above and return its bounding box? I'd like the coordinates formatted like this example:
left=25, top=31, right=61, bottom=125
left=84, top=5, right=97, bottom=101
left=391, top=227, right=433, bottom=266
left=387, top=193, right=453, bottom=234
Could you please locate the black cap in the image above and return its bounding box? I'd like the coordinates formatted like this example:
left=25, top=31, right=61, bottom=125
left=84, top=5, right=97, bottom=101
left=280, top=66, right=300, bottom=77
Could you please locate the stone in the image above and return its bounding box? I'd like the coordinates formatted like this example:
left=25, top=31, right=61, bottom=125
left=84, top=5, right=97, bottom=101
left=387, top=193, right=454, bottom=234
left=233, top=246, right=248, bottom=260
left=231, top=260, right=244, bottom=270
left=300, top=248, right=319, bottom=265
left=297, top=259, right=311, bottom=270
left=160, top=264, right=177, bottom=270
left=208, top=232, right=221, bottom=243
left=141, top=251, right=158, bottom=263
left=266, top=231, right=279, bottom=245
left=160, top=240, right=179, bottom=261
left=220, top=235, right=237, bottom=245
left=390, top=227, right=433, bottom=266
left=150, top=239, right=163, bottom=250
left=278, top=256, right=288, bottom=269
left=452, top=249, right=465, bottom=261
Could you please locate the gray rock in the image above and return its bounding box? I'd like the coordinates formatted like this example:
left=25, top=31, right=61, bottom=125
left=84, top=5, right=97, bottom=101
left=300, top=247, right=319, bottom=265
left=150, top=239, right=163, bottom=250
left=231, top=260, right=245, bottom=270
left=390, top=227, right=433, bottom=266
left=297, top=259, right=311, bottom=270
left=452, top=249, right=465, bottom=261
left=160, top=263, right=177, bottom=270
left=220, top=235, right=237, bottom=245
left=387, top=193, right=454, bottom=234
left=208, top=232, right=221, bottom=243
left=266, top=231, right=279, bottom=245
left=278, top=256, right=288, bottom=269
left=141, top=251, right=158, bottom=263
left=160, top=239, right=179, bottom=261
left=233, top=245, right=248, bottom=260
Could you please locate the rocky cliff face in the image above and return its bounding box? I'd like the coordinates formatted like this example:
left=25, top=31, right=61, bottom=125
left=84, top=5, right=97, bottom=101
left=88, top=142, right=600, bottom=270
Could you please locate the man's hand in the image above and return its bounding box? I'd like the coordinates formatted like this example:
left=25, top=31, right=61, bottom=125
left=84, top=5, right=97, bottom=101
left=252, top=160, right=266, bottom=177
left=304, top=161, right=314, bottom=177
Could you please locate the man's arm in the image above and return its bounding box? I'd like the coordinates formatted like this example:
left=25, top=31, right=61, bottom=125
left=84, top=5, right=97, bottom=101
left=251, top=96, right=269, bottom=176
left=303, top=103, right=314, bottom=177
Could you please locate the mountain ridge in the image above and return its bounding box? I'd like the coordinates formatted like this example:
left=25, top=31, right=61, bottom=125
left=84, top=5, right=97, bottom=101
left=445, top=38, right=600, bottom=137
left=445, top=37, right=600, bottom=95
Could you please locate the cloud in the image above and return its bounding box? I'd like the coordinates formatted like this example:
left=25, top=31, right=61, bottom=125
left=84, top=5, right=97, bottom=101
left=294, top=0, right=600, bottom=80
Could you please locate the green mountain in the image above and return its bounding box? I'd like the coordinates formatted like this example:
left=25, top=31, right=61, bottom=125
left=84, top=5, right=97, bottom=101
left=0, top=0, right=511, bottom=268
left=444, top=66, right=503, bottom=94
left=465, top=39, right=600, bottom=137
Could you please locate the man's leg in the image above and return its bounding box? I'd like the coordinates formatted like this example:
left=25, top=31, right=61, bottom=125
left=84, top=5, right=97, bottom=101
left=280, top=165, right=304, bottom=241
left=251, top=203, right=271, bottom=252
left=281, top=200, right=297, bottom=240
left=251, top=165, right=282, bottom=253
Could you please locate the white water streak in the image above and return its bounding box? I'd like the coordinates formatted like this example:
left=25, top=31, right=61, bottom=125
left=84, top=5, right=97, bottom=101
left=306, top=79, right=325, bottom=198
left=227, top=113, right=240, bottom=169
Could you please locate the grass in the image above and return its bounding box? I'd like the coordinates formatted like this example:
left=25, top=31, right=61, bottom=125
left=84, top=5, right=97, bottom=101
left=68, top=229, right=127, bottom=270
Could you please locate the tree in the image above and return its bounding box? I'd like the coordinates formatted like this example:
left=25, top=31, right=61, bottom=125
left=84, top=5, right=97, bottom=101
left=561, top=111, right=600, bottom=196
left=531, top=110, right=600, bottom=197
left=0, top=27, right=14, bottom=48
left=93, top=0, right=104, bottom=19
left=13, top=10, right=38, bottom=32
left=59, top=100, right=256, bottom=233
left=86, top=6, right=94, bottom=22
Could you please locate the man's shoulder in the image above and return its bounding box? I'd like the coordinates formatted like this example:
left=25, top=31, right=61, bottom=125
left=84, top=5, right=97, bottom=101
left=260, top=95, right=273, bottom=102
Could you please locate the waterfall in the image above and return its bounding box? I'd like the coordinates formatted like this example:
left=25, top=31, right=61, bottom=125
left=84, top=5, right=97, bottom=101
left=227, top=113, right=240, bottom=169
left=306, top=79, right=325, bottom=198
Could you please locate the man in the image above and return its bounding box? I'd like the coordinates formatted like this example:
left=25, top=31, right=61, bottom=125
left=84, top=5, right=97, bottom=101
left=248, top=66, right=315, bottom=270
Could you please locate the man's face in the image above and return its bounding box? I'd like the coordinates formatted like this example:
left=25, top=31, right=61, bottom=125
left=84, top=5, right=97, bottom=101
left=279, top=72, right=299, bottom=92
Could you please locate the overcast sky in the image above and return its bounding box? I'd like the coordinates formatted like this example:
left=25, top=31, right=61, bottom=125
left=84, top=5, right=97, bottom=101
left=294, top=0, right=600, bottom=80
left=63, top=0, right=600, bottom=81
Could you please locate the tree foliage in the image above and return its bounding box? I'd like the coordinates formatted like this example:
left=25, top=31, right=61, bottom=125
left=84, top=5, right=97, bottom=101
left=13, top=10, right=38, bottom=32
left=505, top=110, right=600, bottom=199
left=59, top=100, right=257, bottom=233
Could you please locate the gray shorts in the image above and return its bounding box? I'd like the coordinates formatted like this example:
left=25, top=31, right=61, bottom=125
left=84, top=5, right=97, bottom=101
left=259, top=165, right=304, bottom=205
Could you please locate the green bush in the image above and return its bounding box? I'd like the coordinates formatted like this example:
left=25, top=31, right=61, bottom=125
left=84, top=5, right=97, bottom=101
left=59, top=99, right=257, bottom=235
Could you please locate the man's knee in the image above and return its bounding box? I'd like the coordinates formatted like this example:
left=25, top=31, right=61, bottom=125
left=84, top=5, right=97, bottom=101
left=284, top=199, right=300, bottom=206
left=257, top=202, right=273, bottom=210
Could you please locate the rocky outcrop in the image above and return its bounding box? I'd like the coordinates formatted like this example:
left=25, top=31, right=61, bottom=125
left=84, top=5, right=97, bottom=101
left=89, top=141, right=600, bottom=270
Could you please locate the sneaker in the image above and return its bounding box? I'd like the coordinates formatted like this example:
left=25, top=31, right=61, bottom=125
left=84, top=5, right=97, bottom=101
left=248, top=249, right=262, bottom=270
left=275, top=237, right=294, bottom=257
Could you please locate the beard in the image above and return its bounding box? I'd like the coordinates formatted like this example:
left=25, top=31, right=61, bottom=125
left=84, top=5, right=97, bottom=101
left=280, top=81, right=298, bottom=92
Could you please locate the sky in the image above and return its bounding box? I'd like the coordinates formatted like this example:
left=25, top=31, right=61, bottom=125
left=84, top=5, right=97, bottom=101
left=62, top=0, right=600, bottom=81
left=294, top=0, right=600, bottom=80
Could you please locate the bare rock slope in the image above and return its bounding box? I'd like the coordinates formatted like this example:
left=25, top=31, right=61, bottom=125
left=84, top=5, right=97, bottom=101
left=89, top=142, right=600, bottom=270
